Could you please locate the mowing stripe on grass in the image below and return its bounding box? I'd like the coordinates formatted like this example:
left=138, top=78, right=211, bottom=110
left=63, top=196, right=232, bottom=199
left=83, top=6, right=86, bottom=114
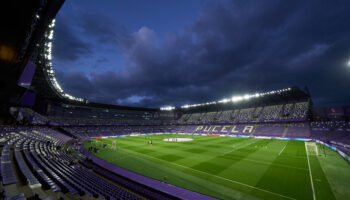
left=109, top=155, right=131, bottom=162
left=87, top=136, right=350, bottom=200
left=219, top=140, right=307, bottom=171
left=305, top=142, right=317, bottom=200
left=236, top=157, right=308, bottom=171
left=221, top=139, right=258, bottom=156
left=118, top=144, right=296, bottom=200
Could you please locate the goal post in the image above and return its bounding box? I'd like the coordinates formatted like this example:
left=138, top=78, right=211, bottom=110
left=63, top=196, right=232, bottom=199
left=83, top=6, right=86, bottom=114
left=111, top=140, right=116, bottom=150
left=305, top=142, right=318, bottom=156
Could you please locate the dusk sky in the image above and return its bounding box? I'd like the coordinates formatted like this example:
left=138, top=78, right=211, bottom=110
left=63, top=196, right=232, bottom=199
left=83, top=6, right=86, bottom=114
left=52, top=0, right=350, bottom=108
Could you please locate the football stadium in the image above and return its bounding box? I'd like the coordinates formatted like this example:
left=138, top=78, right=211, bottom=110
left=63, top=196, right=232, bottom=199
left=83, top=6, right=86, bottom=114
left=1, top=1, right=350, bottom=200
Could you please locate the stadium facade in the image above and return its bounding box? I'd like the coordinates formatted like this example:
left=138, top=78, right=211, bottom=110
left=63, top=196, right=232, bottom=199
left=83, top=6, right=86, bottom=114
left=1, top=1, right=350, bottom=200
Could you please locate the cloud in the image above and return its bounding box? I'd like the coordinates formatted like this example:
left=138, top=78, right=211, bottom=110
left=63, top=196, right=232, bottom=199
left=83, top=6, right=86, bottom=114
left=116, top=95, right=153, bottom=105
left=54, top=70, right=94, bottom=98
left=78, top=13, right=126, bottom=44
left=53, top=20, right=92, bottom=62
left=54, top=0, right=350, bottom=108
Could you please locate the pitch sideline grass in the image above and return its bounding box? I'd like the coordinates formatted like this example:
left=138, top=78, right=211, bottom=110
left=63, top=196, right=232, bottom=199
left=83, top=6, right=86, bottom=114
left=84, top=135, right=350, bottom=200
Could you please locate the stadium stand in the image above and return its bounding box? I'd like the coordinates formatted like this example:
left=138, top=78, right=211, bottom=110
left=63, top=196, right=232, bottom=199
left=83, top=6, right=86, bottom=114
left=7, top=79, right=350, bottom=199
left=41, top=100, right=310, bottom=126
left=0, top=126, right=167, bottom=199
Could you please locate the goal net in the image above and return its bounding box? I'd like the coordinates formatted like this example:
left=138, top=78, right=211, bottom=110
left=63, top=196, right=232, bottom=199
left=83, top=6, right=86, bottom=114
left=305, top=142, right=318, bottom=156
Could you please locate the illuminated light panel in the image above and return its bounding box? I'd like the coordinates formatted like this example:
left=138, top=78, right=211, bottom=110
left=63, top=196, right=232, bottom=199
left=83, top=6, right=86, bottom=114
left=43, top=19, right=87, bottom=103
left=160, top=106, right=175, bottom=111
left=178, top=87, right=292, bottom=109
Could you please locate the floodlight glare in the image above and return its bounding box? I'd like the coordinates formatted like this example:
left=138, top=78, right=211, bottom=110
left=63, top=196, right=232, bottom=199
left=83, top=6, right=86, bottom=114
left=348, top=60, right=350, bottom=67
left=219, top=99, right=230, bottom=103
left=160, top=106, right=175, bottom=111
left=231, top=96, right=242, bottom=102
left=179, top=87, right=291, bottom=108
left=42, top=19, right=86, bottom=103
left=243, top=94, right=250, bottom=100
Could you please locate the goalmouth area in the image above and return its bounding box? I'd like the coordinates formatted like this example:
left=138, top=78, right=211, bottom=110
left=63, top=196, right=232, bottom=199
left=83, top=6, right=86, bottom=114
left=84, top=135, right=350, bottom=200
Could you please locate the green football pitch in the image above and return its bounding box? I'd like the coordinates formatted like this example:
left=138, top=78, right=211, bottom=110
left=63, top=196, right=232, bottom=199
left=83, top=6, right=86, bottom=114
left=84, top=135, right=350, bottom=200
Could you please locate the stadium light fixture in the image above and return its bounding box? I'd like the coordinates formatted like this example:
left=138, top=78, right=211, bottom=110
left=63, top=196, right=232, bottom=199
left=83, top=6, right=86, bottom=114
left=181, top=105, right=190, bottom=109
left=347, top=60, right=350, bottom=67
left=160, top=106, right=175, bottom=111
left=231, top=96, right=242, bottom=102
left=219, top=98, right=230, bottom=103
left=179, top=87, right=292, bottom=109
left=41, top=19, right=87, bottom=103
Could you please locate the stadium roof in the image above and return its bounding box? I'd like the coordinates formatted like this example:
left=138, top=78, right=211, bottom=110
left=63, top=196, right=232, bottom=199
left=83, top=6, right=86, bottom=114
left=0, top=0, right=156, bottom=112
left=177, top=86, right=311, bottom=112
left=0, top=0, right=65, bottom=117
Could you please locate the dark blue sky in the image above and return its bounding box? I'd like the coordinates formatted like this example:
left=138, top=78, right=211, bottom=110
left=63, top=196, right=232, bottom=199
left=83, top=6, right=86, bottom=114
left=52, top=0, right=350, bottom=108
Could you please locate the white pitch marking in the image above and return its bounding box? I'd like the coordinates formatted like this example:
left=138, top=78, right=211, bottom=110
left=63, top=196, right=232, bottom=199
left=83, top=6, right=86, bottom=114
left=239, top=157, right=308, bottom=171
left=119, top=145, right=296, bottom=200
left=221, top=140, right=257, bottom=156
left=278, top=143, right=287, bottom=155
left=305, top=142, right=317, bottom=200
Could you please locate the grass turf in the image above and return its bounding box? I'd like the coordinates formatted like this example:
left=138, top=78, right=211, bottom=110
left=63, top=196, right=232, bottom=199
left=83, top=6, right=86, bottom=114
left=84, top=135, right=350, bottom=200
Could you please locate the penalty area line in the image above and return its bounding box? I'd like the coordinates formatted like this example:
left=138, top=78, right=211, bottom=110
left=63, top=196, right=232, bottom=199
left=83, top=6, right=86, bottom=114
left=119, top=146, right=296, bottom=200
left=221, top=140, right=258, bottom=156
left=305, top=142, right=317, bottom=200
left=278, top=143, right=287, bottom=155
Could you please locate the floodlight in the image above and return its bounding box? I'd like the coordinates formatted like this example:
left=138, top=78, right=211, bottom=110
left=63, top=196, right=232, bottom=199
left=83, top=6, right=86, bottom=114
left=179, top=87, right=293, bottom=109
left=160, top=106, right=175, bottom=111
left=219, top=99, right=229, bottom=103
left=231, top=96, right=242, bottom=102
left=243, top=94, right=250, bottom=100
